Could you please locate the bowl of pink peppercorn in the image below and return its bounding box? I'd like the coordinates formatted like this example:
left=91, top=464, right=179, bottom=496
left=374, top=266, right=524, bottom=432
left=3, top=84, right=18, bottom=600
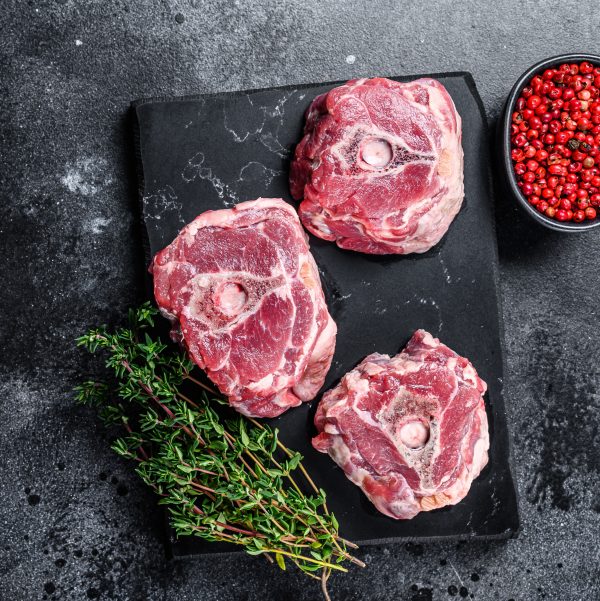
left=501, top=54, right=600, bottom=231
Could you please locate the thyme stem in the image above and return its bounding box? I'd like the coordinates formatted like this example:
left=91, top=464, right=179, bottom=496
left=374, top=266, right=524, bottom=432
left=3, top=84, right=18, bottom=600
left=75, top=302, right=362, bottom=594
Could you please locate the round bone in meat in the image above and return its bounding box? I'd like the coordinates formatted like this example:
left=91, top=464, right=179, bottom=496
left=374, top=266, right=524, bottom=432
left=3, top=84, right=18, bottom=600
left=312, top=330, right=489, bottom=519
left=290, top=77, right=464, bottom=254
left=151, top=198, right=337, bottom=418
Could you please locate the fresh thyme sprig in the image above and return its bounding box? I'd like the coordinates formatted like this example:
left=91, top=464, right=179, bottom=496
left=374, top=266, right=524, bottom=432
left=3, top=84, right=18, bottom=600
left=75, top=303, right=363, bottom=597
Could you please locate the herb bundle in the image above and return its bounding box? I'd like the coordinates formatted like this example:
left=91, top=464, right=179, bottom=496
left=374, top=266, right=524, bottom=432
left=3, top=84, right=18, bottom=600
left=76, top=303, right=362, bottom=598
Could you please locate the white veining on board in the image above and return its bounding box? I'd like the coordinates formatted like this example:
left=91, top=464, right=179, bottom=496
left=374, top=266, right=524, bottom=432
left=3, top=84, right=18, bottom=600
left=257, top=90, right=297, bottom=157
left=439, top=256, right=452, bottom=284
left=373, top=299, right=387, bottom=315
left=182, top=152, right=238, bottom=206
left=403, top=296, right=443, bottom=331
left=179, top=90, right=308, bottom=208
left=182, top=153, right=283, bottom=207
left=238, top=161, right=284, bottom=188
left=264, top=90, right=296, bottom=121
left=223, top=95, right=266, bottom=143
left=143, top=185, right=184, bottom=223
left=419, top=297, right=443, bottom=331
left=222, top=90, right=299, bottom=158
left=258, top=132, right=289, bottom=158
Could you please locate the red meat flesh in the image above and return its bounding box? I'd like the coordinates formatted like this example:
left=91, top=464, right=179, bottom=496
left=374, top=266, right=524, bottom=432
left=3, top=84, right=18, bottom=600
left=290, top=77, right=464, bottom=254
left=151, top=198, right=337, bottom=418
left=313, top=330, right=489, bottom=519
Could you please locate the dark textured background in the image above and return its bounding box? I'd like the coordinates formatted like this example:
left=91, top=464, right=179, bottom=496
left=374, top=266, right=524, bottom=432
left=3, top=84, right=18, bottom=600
left=1, top=1, right=599, bottom=600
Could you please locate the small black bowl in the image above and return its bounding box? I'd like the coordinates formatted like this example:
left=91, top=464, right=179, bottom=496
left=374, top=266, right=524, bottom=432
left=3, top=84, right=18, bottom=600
left=500, top=53, right=600, bottom=232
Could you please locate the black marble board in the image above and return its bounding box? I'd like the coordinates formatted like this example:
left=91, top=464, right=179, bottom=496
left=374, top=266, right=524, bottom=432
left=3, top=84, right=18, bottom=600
left=132, top=72, right=519, bottom=557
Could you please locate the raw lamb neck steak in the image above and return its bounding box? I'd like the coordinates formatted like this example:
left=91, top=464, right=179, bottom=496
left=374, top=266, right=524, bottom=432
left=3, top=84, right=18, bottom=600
left=312, top=330, right=489, bottom=519
left=290, top=77, right=464, bottom=254
left=151, top=198, right=337, bottom=418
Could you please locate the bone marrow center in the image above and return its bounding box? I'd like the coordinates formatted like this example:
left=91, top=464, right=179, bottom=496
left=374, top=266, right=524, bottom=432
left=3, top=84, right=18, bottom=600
left=399, top=420, right=430, bottom=449
left=213, top=282, right=247, bottom=318
left=360, top=138, right=392, bottom=168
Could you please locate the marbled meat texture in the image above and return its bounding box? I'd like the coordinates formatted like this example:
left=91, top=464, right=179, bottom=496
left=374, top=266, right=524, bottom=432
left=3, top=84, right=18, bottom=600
left=313, top=330, right=489, bottom=519
left=151, top=198, right=337, bottom=418
left=290, top=77, right=464, bottom=254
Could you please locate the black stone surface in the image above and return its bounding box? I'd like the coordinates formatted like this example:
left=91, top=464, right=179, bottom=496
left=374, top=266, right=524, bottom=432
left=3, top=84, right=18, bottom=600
left=1, top=2, right=599, bottom=600
left=134, top=73, right=518, bottom=553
